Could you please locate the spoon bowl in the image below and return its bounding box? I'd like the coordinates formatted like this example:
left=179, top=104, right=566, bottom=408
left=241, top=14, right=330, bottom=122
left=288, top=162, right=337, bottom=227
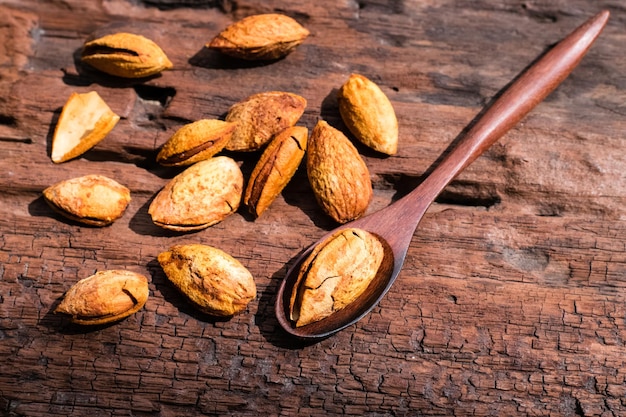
left=275, top=10, right=610, bottom=339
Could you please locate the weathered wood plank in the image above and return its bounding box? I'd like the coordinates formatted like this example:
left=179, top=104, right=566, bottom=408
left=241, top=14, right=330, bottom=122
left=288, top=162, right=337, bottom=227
left=1, top=0, right=625, bottom=415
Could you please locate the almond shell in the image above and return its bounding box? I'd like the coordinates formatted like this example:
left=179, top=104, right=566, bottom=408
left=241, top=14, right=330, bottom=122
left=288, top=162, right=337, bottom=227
left=51, top=91, right=120, bottom=163
left=148, top=156, right=243, bottom=232
left=43, top=174, right=131, bottom=226
left=158, top=244, right=256, bottom=316
left=55, top=270, right=149, bottom=325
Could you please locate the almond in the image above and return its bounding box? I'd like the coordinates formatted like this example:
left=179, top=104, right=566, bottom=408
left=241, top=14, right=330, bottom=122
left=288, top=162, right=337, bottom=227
left=43, top=174, right=131, bottom=226
left=81, top=32, right=172, bottom=78
left=244, top=125, right=308, bottom=217
left=55, top=270, right=149, bottom=325
left=225, top=91, right=307, bottom=151
left=158, top=244, right=256, bottom=316
left=51, top=91, right=120, bottom=163
left=156, top=119, right=237, bottom=166
left=208, top=13, right=309, bottom=60
left=338, top=73, right=399, bottom=155
left=307, top=120, right=372, bottom=223
left=289, top=228, right=384, bottom=327
left=148, top=156, right=243, bottom=232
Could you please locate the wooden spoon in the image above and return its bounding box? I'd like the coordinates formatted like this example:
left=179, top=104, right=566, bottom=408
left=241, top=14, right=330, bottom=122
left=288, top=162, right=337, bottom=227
left=275, top=10, right=610, bottom=339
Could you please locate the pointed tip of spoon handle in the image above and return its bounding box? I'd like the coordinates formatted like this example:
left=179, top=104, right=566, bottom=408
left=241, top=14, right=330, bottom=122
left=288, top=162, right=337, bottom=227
left=393, top=9, right=611, bottom=220
left=577, top=9, right=610, bottom=42
left=596, top=9, right=610, bottom=22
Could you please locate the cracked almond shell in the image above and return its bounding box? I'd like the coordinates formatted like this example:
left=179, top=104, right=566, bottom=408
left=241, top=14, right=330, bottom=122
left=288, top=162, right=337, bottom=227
left=225, top=91, right=307, bottom=151
left=51, top=91, right=120, bottom=163
left=158, top=244, right=256, bottom=316
left=55, top=270, right=149, bottom=325
left=81, top=32, right=173, bottom=78
left=148, top=156, right=243, bottom=232
left=338, top=73, right=399, bottom=155
left=244, top=125, right=308, bottom=217
left=289, top=228, right=384, bottom=327
left=156, top=119, right=237, bottom=166
left=307, top=120, right=372, bottom=223
left=43, top=174, right=131, bottom=226
left=208, top=13, right=309, bottom=61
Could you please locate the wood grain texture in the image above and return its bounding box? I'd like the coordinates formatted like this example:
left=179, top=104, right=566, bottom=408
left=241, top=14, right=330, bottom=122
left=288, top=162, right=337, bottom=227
left=1, top=0, right=624, bottom=415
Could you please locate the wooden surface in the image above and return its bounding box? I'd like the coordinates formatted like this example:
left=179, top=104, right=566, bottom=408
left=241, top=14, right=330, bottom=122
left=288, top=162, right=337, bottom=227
left=0, top=0, right=624, bottom=415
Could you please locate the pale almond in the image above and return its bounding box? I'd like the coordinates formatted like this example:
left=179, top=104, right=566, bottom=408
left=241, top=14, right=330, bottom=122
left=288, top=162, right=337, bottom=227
left=338, top=73, right=399, bottom=155
left=51, top=91, right=120, bottom=163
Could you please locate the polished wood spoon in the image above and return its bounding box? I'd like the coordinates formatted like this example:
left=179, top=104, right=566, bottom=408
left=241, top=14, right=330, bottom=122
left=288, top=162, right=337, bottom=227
left=275, top=10, right=610, bottom=339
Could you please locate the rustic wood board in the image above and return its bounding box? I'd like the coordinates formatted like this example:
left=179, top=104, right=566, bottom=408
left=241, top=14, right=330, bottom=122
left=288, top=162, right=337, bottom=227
left=1, top=0, right=625, bottom=415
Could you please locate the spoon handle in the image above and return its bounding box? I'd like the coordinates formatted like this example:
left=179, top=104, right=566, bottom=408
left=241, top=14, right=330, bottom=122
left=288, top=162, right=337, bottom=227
left=403, top=10, right=609, bottom=211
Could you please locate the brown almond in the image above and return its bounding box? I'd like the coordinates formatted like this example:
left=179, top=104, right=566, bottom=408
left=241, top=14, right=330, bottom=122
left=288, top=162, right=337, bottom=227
left=43, top=174, right=131, bottom=226
left=208, top=13, right=309, bottom=61
left=51, top=91, right=120, bottom=163
left=225, top=91, right=307, bottom=151
left=338, top=73, right=399, bottom=155
left=81, top=32, right=173, bottom=78
left=244, top=126, right=308, bottom=217
left=148, top=156, right=243, bottom=232
left=156, top=119, right=237, bottom=166
left=55, top=270, right=149, bottom=325
left=158, top=244, right=256, bottom=316
left=289, top=228, right=384, bottom=327
left=307, top=120, right=372, bottom=223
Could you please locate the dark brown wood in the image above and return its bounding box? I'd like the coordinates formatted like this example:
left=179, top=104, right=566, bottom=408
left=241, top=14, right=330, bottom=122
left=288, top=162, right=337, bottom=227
left=1, top=1, right=625, bottom=416
left=275, top=11, right=610, bottom=340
